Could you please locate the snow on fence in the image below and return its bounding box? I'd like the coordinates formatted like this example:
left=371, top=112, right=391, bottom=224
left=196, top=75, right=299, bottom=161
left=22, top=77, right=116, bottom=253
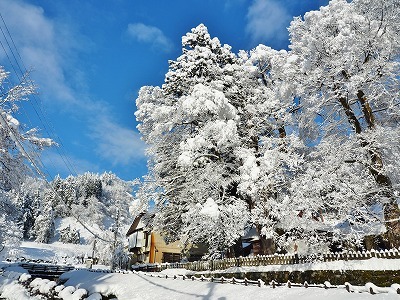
left=159, top=248, right=400, bottom=272
left=141, top=272, right=400, bottom=295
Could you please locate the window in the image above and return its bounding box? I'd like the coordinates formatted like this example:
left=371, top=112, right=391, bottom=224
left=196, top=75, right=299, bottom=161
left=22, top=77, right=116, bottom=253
left=162, top=252, right=181, bottom=263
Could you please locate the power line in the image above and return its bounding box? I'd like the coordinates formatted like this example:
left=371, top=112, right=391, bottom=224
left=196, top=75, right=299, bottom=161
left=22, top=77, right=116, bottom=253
left=0, top=12, right=79, bottom=178
left=0, top=109, right=112, bottom=243
left=0, top=13, right=113, bottom=243
left=0, top=31, right=53, bottom=179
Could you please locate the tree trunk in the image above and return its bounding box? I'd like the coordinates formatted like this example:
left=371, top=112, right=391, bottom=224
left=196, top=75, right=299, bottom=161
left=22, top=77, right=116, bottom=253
left=384, top=201, right=400, bottom=248
left=339, top=97, right=362, bottom=134
left=338, top=93, right=400, bottom=248
left=357, top=91, right=400, bottom=247
left=232, top=237, right=244, bottom=257
left=256, top=225, right=275, bottom=255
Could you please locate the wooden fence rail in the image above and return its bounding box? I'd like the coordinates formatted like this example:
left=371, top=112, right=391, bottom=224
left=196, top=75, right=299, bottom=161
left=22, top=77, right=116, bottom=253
left=154, top=248, right=400, bottom=272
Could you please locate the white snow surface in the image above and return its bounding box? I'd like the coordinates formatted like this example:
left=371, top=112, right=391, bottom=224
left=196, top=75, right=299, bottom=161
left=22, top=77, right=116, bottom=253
left=2, top=241, right=400, bottom=299
left=1, top=260, right=400, bottom=299
left=203, top=257, right=400, bottom=273
left=56, top=268, right=399, bottom=300
left=16, top=241, right=92, bottom=264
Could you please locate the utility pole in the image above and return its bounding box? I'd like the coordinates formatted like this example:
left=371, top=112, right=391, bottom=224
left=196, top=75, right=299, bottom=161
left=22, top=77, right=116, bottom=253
left=111, top=208, right=120, bottom=270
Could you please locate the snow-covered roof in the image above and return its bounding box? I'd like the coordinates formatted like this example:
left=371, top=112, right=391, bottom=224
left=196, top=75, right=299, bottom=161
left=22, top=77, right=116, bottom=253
left=126, top=213, right=146, bottom=237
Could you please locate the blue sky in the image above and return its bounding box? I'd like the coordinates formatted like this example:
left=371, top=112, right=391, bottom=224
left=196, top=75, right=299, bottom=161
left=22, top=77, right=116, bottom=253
left=0, top=0, right=328, bottom=181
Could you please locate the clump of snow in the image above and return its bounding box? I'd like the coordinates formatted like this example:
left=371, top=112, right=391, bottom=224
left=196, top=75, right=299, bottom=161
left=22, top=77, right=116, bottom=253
left=71, top=288, right=88, bottom=300
left=0, top=267, right=34, bottom=299
left=1, top=281, right=40, bottom=300
left=18, top=273, right=31, bottom=282
left=86, top=292, right=103, bottom=300
left=41, top=280, right=57, bottom=294
left=6, top=114, right=20, bottom=129
left=199, top=198, right=220, bottom=220
left=55, top=284, right=65, bottom=293
left=29, top=277, right=57, bottom=295
left=58, top=285, right=76, bottom=299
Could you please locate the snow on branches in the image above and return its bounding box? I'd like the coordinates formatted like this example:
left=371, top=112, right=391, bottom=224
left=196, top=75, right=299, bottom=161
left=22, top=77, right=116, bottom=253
left=135, top=0, right=400, bottom=256
left=0, top=66, right=55, bottom=257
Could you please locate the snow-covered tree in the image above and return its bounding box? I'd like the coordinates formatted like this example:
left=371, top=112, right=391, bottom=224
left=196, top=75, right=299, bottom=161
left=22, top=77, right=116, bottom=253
left=288, top=0, right=400, bottom=247
left=60, top=225, right=80, bottom=244
left=33, top=190, right=55, bottom=243
left=135, top=1, right=400, bottom=255
left=231, top=45, right=306, bottom=253
left=15, top=177, right=48, bottom=239
left=0, top=67, right=54, bottom=254
left=0, top=68, right=54, bottom=190
left=136, top=25, right=250, bottom=255
left=136, top=25, right=304, bottom=255
left=0, top=191, right=22, bottom=255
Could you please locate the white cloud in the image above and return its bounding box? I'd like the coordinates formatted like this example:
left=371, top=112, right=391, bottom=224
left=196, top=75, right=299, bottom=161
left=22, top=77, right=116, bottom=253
left=0, top=0, right=147, bottom=173
left=127, top=23, right=173, bottom=52
left=89, top=116, right=147, bottom=166
left=0, top=0, right=81, bottom=105
left=246, top=0, right=292, bottom=46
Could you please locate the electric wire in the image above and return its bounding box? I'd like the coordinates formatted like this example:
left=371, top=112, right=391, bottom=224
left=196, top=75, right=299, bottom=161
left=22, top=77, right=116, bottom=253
left=0, top=12, right=79, bottom=177
left=0, top=27, right=53, bottom=179
left=0, top=13, right=77, bottom=174
left=0, top=14, right=113, bottom=243
left=0, top=17, right=53, bottom=175
left=0, top=110, right=112, bottom=242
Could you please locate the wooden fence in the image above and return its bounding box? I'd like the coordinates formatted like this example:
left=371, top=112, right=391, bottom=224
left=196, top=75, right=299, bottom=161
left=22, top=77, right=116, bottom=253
left=17, top=263, right=75, bottom=279
left=156, top=248, right=400, bottom=272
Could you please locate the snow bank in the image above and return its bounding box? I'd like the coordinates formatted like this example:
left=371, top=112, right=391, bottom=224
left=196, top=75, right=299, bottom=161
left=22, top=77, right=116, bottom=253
left=160, top=268, right=193, bottom=276
left=0, top=267, right=37, bottom=300
left=60, top=270, right=400, bottom=300
left=1, top=281, right=40, bottom=300
left=17, top=240, right=92, bottom=265
left=208, top=258, right=400, bottom=274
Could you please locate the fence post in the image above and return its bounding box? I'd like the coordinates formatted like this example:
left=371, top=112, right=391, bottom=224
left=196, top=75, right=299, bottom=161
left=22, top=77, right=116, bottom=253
left=235, top=257, right=240, bottom=267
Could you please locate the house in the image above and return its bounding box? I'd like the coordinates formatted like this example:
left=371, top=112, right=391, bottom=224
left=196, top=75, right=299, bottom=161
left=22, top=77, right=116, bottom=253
left=126, top=214, right=206, bottom=265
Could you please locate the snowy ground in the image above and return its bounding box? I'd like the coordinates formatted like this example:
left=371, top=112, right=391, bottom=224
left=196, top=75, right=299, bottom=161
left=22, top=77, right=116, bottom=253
left=14, top=241, right=92, bottom=264
left=60, top=268, right=400, bottom=300
left=1, top=266, right=398, bottom=300
left=1, top=261, right=400, bottom=299
left=1, top=241, right=400, bottom=299
left=204, top=257, right=400, bottom=274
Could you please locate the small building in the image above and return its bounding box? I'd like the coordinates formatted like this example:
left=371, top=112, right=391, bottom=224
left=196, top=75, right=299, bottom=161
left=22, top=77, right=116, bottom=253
left=126, top=214, right=206, bottom=265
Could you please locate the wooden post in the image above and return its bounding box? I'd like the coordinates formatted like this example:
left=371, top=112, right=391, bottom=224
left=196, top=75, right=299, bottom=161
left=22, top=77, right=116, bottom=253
left=149, top=233, right=156, bottom=264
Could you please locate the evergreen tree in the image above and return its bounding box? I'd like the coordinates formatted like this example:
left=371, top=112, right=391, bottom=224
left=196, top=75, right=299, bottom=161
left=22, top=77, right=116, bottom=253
left=33, top=191, right=55, bottom=243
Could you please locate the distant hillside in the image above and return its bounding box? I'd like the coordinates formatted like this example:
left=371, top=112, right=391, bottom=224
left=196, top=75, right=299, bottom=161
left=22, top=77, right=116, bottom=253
left=13, top=172, right=136, bottom=265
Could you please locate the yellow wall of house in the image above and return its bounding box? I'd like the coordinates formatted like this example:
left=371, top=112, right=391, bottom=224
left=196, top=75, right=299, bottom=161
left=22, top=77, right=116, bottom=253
left=152, top=232, right=183, bottom=263
left=128, top=230, right=206, bottom=266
